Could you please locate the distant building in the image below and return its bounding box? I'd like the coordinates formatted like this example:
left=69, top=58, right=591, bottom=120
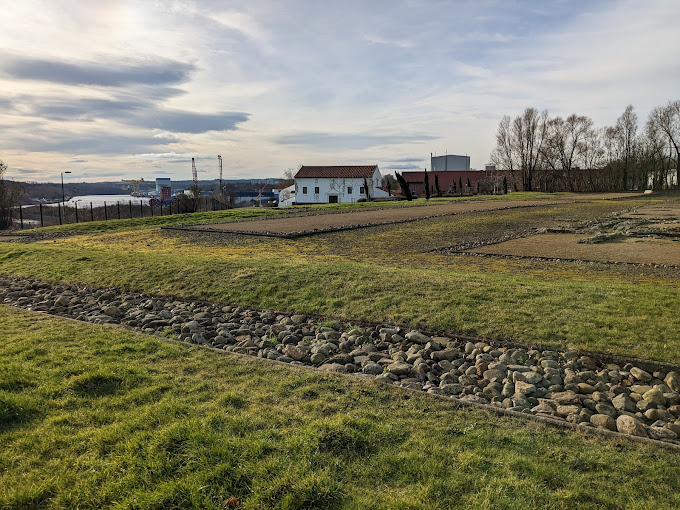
left=155, top=178, right=171, bottom=195
left=430, top=154, right=470, bottom=172
left=290, top=165, right=390, bottom=205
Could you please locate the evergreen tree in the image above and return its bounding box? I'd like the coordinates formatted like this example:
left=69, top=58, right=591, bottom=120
left=423, top=169, right=430, bottom=200
left=395, top=172, right=413, bottom=201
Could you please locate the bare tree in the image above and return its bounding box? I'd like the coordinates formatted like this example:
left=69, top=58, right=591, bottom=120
left=580, top=127, right=605, bottom=190
left=490, top=115, right=517, bottom=189
left=491, top=108, right=549, bottom=191
left=616, top=105, right=638, bottom=190
left=648, top=100, right=680, bottom=188
left=0, top=161, right=24, bottom=229
left=381, top=174, right=397, bottom=196
left=279, top=168, right=296, bottom=189
left=544, top=114, right=594, bottom=191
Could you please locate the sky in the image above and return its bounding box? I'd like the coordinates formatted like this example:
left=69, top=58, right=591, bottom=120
left=1, top=0, right=679, bottom=183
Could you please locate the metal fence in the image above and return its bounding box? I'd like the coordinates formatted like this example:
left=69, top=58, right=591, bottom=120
left=16, top=197, right=230, bottom=229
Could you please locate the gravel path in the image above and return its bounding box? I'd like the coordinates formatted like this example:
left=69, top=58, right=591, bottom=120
left=2, top=273, right=679, bottom=446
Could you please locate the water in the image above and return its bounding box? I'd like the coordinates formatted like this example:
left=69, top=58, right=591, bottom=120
left=45, top=195, right=150, bottom=207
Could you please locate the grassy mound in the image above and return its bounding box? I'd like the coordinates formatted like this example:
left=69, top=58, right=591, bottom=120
left=1, top=306, right=679, bottom=509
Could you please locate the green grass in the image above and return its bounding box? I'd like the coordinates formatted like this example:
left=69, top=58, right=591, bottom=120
left=0, top=222, right=678, bottom=362
left=29, top=191, right=582, bottom=235
left=1, top=305, right=680, bottom=509
left=32, top=206, right=297, bottom=234
left=1, top=196, right=678, bottom=362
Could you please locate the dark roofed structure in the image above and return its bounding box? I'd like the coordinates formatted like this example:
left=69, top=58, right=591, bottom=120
left=294, top=165, right=378, bottom=179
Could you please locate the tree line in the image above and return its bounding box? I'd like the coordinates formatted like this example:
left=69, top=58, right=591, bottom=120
left=490, top=101, right=680, bottom=192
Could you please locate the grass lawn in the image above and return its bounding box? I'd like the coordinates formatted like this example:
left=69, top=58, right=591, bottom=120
left=0, top=195, right=677, bottom=362
left=2, top=306, right=679, bottom=509
left=30, top=192, right=587, bottom=235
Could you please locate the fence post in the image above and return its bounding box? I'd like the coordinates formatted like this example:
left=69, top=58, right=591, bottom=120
left=90, top=202, right=94, bottom=221
left=117, top=202, right=121, bottom=219
left=40, top=204, right=44, bottom=227
left=140, top=201, right=143, bottom=217
left=104, top=201, right=108, bottom=221
left=160, top=201, right=163, bottom=216
left=19, top=205, right=23, bottom=229
left=151, top=202, right=154, bottom=217
left=129, top=200, right=133, bottom=218
left=58, top=204, right=62, bottom=225
left=75, top=202, right=79, bottom=223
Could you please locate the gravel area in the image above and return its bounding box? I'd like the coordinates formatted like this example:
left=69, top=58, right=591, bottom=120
left=2, top=274, right=679, bottom=446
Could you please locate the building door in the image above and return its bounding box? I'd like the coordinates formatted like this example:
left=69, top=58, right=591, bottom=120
left=328, top=195, right=338, bottom=203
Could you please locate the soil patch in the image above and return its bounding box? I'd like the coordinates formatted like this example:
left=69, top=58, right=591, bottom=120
left=165, top=195, right=632, bottom=237
left=469, top=233, right=680, bottom=266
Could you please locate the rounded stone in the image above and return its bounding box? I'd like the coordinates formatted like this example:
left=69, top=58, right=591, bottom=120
left=616, top=415, right=647, bottom=437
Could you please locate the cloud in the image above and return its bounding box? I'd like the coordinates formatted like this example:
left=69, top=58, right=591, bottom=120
left=7, top=167, right=43, bottom=177
left=21, top=133, right=176, bottom=155
left=1, top=55, right=195, bottom=87
left=19, top=95, right=250, bottom=134
left=152, top=130, right=181, bottom=141
left=381, top=163, right=422, bottom=170
left=139, top=110, right=250, bottom=133
left=129, top=152, right=216, bottom=162
left=381, top=157, right=424, bottom=163
left=32, top=97, right=146, bottom=121
left=364, top=34, right=413, bottom=49
left=275, top=132, right=438, bottom=150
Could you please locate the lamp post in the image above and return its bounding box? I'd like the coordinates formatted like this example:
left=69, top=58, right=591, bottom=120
left=61, top=171, right=71, bottom=204
left=218, top=155, right=223, bottom=205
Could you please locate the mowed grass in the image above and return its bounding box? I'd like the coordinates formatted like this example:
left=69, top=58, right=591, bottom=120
left=32, top=192, right=581, bottom=234
left=2, top=305, right=680, bottom=509
left=1, top=196, right=678, bottom=362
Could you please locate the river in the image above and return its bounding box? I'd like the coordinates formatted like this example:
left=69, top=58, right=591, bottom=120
left=43, top=195, right=150, bottom=207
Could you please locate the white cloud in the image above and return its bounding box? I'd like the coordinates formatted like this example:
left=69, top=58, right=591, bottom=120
left=1, top=0, right=678, bottom=181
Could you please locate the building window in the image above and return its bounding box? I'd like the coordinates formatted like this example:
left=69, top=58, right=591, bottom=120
left=359, top=186, right=365, bottom=194
left=347, top=186, right=353, bottom=194
left=302, top=186, right=307, bottom=194
left=314, top=186, right=320, bottom=194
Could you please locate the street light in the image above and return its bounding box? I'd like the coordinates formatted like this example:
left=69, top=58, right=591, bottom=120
left=218, top=155, right=223, bottom=204
left=61, top=171, right=71, bottom=204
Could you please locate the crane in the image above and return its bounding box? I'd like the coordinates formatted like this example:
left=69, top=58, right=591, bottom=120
left=122, top=178, right=144, bottom=196
left=255, top=185, right=267, bottom=207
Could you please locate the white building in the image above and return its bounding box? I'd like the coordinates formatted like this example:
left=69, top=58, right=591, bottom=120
left=290, top=165, right=389, bottom=205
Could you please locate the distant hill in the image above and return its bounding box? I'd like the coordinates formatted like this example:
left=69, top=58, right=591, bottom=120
left=15, top=178, right=282, bottom=203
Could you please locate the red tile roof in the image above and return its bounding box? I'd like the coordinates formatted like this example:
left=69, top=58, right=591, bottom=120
left=294, top=165, right=378, bottom=179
